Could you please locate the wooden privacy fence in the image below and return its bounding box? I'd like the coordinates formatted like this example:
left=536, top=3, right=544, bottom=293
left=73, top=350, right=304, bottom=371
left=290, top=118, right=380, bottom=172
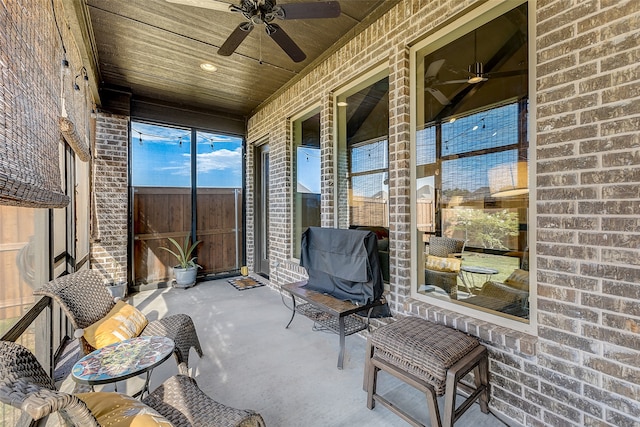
left=133, top=187, right=243, bottom=286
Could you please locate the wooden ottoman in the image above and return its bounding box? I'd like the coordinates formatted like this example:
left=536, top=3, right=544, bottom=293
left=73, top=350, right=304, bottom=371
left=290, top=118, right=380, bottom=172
left=365, top=316, right=489, bottom=427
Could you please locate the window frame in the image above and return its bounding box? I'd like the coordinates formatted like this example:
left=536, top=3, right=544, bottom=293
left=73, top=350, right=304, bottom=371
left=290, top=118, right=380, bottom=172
left=409, top=0, right=536, bottom=334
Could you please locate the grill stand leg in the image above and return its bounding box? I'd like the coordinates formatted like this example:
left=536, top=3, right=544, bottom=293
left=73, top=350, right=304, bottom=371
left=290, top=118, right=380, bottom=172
left=285, top=294, right=296, bottom=329
left=337, top=316, right=345, bottom=369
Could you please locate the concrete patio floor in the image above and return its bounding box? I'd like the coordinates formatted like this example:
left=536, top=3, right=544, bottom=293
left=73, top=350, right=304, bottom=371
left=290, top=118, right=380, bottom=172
left=82, top=276, right=511, bottom=426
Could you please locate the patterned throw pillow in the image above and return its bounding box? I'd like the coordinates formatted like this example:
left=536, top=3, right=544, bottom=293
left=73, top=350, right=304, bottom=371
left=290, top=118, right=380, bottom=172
left=426, top=255, right=462, bottom=273
left=77, top=392, right=172, bottom=426
left=504, top=269, right=529, bottom=291
left=83, top=300, right=148, bottom=349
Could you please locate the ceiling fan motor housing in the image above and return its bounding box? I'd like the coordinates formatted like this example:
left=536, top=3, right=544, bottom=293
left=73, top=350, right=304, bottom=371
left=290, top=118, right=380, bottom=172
left=237, top=0, right=281, bottom=24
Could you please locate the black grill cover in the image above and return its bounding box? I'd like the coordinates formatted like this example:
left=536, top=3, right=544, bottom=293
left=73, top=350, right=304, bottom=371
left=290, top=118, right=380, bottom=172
left=300, top=227, right=384, bottom=305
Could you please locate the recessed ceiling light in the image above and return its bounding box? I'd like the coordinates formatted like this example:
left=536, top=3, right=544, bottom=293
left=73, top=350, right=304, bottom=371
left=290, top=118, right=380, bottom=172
left=200, top=63, right=217, bottom=72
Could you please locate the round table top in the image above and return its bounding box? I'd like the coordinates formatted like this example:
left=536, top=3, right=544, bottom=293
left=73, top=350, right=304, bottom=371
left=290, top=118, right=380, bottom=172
left=72, top=336, right=174, bottom=385
left=461, top=265, right=499, bottom=275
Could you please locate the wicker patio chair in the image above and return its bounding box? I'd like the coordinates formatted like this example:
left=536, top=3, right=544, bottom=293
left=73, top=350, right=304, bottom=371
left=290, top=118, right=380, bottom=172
left=0, top=340, right=266, bottom=427
left=423, top=237, right=465, bottom=298
left=33, top=270, right=203, bottom=375
left=428, top=236, right=465, bottom=258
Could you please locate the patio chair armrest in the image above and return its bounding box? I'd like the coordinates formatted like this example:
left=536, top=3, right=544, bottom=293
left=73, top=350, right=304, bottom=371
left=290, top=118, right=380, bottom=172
left=0, top=379, right=94, bottom=423
left=142, top=313, right=203, bottom=373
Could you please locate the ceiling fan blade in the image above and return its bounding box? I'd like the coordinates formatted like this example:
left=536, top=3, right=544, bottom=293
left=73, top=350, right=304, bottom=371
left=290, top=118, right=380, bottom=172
left=438, top=79, right=470, bottom=85
left=165, top=0, right=232, bottom=12
left=279, top=1, right=341, bottom=19
left=266, top=24, right=306, bottom=62
left=425, top=59, right=445, bottom=78
left=218, top=22, right=253, bottom=56
left=425, top=87, right=450, bottom=105
left=486, top=69, right=527, bottom=78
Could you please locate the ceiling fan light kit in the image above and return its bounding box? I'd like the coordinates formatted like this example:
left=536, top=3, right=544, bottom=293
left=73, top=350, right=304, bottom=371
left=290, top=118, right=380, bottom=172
left=168, top=0, right=341, bottom=63
left=467, top=62, right=488, bottom=84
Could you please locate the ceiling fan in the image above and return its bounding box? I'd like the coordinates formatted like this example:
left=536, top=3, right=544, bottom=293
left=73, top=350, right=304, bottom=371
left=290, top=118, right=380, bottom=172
left=166, top=0, right=341, bottom=62
left=424, top=59, right=526, bottom=105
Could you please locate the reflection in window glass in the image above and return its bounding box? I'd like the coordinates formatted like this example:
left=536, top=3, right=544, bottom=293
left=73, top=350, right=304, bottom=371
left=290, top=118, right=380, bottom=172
left=349, top=138, right=389, bottom=227
left=414, top=3, right=529, bottom=322
left=292, top=111, right=321, bottom=258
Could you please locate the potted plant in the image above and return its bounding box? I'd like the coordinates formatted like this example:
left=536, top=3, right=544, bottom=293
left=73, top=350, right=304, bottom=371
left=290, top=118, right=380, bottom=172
left=160, top=234, right=202, bottom=288
left=105, top=280, right=127, bottom=299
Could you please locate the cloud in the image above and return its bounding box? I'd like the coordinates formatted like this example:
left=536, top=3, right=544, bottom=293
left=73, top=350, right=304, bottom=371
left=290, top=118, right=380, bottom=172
left=197, top=147, right=242, bottom=173
left=158, top=147, right=242, bottom=177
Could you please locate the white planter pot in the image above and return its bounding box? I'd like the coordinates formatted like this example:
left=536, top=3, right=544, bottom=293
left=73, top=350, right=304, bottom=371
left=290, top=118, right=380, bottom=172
left=106, top=282, right=127, bottom=299
left=173, top=266, right=198, bottom=288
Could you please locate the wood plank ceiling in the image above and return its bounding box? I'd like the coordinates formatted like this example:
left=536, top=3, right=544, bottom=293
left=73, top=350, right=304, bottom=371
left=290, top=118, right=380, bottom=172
left=82, top=0, right=395, bottom=118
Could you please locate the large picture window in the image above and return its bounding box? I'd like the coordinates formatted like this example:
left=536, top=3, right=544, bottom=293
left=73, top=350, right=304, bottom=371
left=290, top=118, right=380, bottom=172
left=413, top=3, right=530, bottom=323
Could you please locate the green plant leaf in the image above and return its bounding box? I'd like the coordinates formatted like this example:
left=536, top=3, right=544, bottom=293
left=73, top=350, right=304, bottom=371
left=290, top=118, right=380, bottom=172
left=160, top=234, right=202, bottom=269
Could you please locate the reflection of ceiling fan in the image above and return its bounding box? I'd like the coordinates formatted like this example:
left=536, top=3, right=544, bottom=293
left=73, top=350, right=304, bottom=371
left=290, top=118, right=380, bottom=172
left=424, top=59, right=526, bottom=105
left=166, top=0, right=341, bottom=62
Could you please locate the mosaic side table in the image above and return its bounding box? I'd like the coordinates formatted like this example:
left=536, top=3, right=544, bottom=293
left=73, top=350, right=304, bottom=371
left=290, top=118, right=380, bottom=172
left=72, top=336, right=174, bottom=398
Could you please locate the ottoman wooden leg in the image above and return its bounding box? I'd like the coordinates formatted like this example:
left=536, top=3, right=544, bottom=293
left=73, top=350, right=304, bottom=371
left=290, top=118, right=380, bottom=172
left=476, top=351, right=490, bottom=414
left=367, top=362, right=379, bottom=410
left=363, top=339, right=375, bottom=392
left=443, top=345, right=489, bottom=427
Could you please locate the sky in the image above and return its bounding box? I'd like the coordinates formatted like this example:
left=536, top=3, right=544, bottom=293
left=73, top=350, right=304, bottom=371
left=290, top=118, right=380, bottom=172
left=131, top=122, right=243, bottom=188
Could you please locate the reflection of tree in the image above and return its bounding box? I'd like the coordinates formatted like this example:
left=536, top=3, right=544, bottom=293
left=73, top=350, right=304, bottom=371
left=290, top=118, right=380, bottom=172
left=452, top=209, right=519, bottom=249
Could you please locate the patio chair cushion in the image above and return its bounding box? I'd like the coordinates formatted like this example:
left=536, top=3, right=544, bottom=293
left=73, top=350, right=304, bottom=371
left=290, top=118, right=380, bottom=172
left=77, top=392, right=172, bottom=426
left=504, top=268, right=529, bottom=291
left=426, top=255, right=461, bottom=273
left=82, top=300, right=149, bottom=348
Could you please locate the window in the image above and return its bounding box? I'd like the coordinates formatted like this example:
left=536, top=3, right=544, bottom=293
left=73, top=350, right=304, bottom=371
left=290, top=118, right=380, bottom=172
left=292, top=109, right=321, bottom=259
left=412, top=2, right=530, bottom=323
left=335, top=69, right=389, bottom=229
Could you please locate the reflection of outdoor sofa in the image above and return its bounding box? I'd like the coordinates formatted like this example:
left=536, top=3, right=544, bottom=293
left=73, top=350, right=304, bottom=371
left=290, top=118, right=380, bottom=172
left=463, top=269, right=529, bottom=318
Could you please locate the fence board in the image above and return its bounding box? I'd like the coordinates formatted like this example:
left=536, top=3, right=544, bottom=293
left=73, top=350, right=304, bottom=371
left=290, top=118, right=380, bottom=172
left=133, top=187, right=242, bottom=285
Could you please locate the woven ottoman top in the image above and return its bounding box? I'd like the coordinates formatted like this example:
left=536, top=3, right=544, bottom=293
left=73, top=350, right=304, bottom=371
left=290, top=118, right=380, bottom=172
left=371, top=316, right=479, bottom=395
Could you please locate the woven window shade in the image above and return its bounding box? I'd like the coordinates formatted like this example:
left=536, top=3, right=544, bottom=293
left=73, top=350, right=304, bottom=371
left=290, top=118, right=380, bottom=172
left=59, top=116, right=91, bottom=162
left=0, top=154, right=70, bottom=208
left=0, top=126, right=70, bottom=208
left=0, top=0, right=71, bottom=208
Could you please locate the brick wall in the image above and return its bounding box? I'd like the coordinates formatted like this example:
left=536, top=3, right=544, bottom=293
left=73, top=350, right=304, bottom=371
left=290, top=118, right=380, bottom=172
left=90, top=113, right=129, bottom=285
left=247, top=0, right=640, bottom=425
left=534, top=0, right=640, bottom=425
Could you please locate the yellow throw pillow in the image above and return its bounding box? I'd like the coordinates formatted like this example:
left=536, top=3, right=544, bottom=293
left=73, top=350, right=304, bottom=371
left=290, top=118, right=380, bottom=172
left=83, top=300, right=148, bottom=349
left=426, top=255, right=462, bottom=273
left=77, top=392, right=172, bottom=427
